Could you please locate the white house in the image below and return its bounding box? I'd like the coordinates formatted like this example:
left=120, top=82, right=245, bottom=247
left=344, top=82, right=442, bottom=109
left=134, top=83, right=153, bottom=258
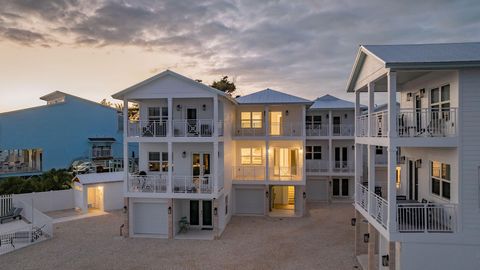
left=347, top=42, right=480, bottom=270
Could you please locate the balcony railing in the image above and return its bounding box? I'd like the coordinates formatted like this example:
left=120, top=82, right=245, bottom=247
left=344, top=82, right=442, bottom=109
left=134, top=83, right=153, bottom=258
left=332, top=161, right=354, bottom=173
left=173, top=119, right=214, bottom=137
left=128, top=120, right=168, bottom=137
left=332, top=124, right=354, bottom=136
left=369, top=192, right=389, bottom=229
left=269, top=122, right=303, bottom=136
left=233, top=126, right=266, bottom=136
left=305, top=124, right=329, bottom=136
left=355, top=183, right=369, bottom=211
left=128, top=174, right=167, bottom=193
left=305, top=160, right=329, bottom=174
left=92, top=149, right=112, bottom=159
left=269, top=166, right=303, bottom=181
left=173, top=175, right=212, bottom=194
left=232, top=166, right=265, bottom=180
left=356, top=108, right=457, bottom=138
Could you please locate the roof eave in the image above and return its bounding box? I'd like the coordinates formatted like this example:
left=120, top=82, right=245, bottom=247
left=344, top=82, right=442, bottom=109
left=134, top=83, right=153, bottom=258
left=385, top=61, right=480, bottom=70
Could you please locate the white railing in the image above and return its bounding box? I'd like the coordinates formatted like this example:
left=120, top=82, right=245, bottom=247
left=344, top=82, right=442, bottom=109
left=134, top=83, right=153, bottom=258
left=397, top=108, right=457, bottom=137
left=128, top=174, right=167, bottom=193
left=15, top=199, right=53, bottom=237
left=173, top=175, right=212, bottom=194
left=269, top=122, right=303, bottom=136
left=233, top=125, right=266, bottom=136
left=356, top=115, right=369, bottom=137
left=332, top=124, right=354, bottom=136
left=92, top=149, right=112, bottom=158
left=305, top=160, right=329, bottom=174
left=370, top=111, right=388, bottom=137
left=397, top=203, right=456, bottom=233
left=332, top=161, right=354, bottom=173
left=269, top=166, right=303, bottom=181
left=355, top=183, right=368, bottom=211
left=128, top=120, right=168, bottom=137
left=305, top=124, right=329, bottom=136
left=173, top=119, right=214, bottom=137
left=232, top=166, right=265, bottom=180
left=218, top=121, right=224, bottom=136
left=369, top=192, right=389, bottom=229
left=1, top=194, right=13, bottom=217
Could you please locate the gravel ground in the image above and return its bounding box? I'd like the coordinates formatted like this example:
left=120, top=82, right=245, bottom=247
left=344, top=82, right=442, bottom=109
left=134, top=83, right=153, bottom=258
left=0, top=202, right=358, bottom=270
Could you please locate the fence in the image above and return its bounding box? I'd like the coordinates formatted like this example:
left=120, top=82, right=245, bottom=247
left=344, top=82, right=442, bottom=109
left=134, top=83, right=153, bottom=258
left=1, top=194, right=13, bottom=217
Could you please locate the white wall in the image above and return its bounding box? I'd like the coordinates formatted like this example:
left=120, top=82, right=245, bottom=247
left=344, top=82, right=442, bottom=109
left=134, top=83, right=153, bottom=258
left=103, top=182, right=124, bottom=211
left=13, top=189, right=75, bottom=213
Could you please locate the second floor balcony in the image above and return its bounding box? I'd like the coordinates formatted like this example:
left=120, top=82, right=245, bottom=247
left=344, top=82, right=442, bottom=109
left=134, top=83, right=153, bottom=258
left=305, top=160, right=354, bottom=174
left=127, top=120, right=224, bottom=138
left=305, top=124, right=354, bottom=137
left=356, top=108, right=457, bottom=139
left=233, top=121, right=303, bottom=137
left=127, top=173, right=214, bottom=194
left=232, top=165, right=303, bottom=182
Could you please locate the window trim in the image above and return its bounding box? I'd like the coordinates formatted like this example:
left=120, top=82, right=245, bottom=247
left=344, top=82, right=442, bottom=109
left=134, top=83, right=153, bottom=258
left=240, top=147, right=263, bottom=165
left=148, top=151, right=169, bottom=172
left=430, top=160, right=451, bottom=201
left=306, top=145, right=322, bottom=160
left=241, top=111, right=263, bottom=129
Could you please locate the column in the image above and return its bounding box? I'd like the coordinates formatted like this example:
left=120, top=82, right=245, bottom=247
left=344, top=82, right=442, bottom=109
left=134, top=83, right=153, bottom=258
left=123, top=99, right=129, bottom=194
left=355, top=91, right=361, bottom=136
left=388, top=241, right=396, bottom=270
left=354, top=210, right=363, bottom=256
left=213, top=198, right=220, bottom=239
left=367, top=82, right=375, bottom=137
left=213, top=96, right=219, bottom=137
left=328, top=110, right=333, bottom=173
left=388, top=71, right=397, bottom=138
left=367, top=145, right=375, bottom=213
left=123, top=197, right=129, bottom=237
left=167, top=97, right=173, bottom=137
left=265, top=105, right=269, bottom=182
left=168, top=199, right=173, bottom=239
left=387, top=146, right=397, bottom=232
left=354, top=143, right=362, bottom=203
left=367, top=223, right=377, bottom=270
left=213, top=142, right=219, bottom=193
left=168, top=142, right=173, bottom=193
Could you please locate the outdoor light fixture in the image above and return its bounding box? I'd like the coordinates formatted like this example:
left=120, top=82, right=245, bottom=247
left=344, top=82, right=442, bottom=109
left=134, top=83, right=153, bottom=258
left=176, top=104, right=182, bottom=111
left=382, top=255, right=389, bottom=266
left=265, top=191, right=269, bottom=198
left=407, top=92, right=412, bottom=101
left=351, top=218, right=356, bottom=226
left=352, top=145, right=355, bottom=150
left=214, top=207, right=218, bottom=216
left=182, top=151, right=186, bottom=158
left=363, top=233, right=370, bottom=243
left=419, top=89, right=426, bottom=98
left=303, top=192, right=306, bottom=199
left=285, top=110, right=289, bottom=116
left=123, top=206, right=127, bottom=214
left=415, top=159, right=422, bottom=168
left=202, top=104, right=206, bottom=111
left=344, top=114, right=348, bottom=119
left=168, top=206, right=172, bottom=215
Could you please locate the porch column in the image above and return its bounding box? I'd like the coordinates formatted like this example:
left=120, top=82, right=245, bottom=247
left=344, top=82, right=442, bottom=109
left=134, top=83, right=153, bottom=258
left=328, top=110, right=333, bottom=136
left=367, top=223, right=377, bottom=270
left=213, top=142, right=219, bottom=193
left=354, top=143, right=362, bottom=202
left=355, top=91, right=361, bottom=137
left=167, top=97, right=173, bottom=137
left=328, top=110, right=333, bottom=173
left=213, top=198, right=220, bottom=239
left=265, top=105, right=270, bottom=183
left=387, top=146, right=397, bottom=232
left=168, top=142, right=173, bottom=193
left=123, top=99, right=129, bottom=195
left=367, top=145, right=375, bottom=214
left=302, top=105, right=306, bottom=136
left=168, top=199, right=173, bottom=239
left=264, top=105, right=269, bottom=138
left=388, top=241, right=397, bottom=270
left=367, top=82, right=375, bottom=137
left=387, top=71, right=397, bottom=138
left=123, top=197, right=129, bottom=237
left=354, top=210, right=363, bottom=256
left=213, top=96, right=218, bottom=137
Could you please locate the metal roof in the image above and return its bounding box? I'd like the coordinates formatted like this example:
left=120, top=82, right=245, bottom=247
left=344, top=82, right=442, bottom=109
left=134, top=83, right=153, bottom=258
left=236, top=88, right=312, bottom=105
left=363, top=42, right=480, bottom=67
left=309, top=94, right=362, bottom=110
left=73, top=171, right=123, bottom=185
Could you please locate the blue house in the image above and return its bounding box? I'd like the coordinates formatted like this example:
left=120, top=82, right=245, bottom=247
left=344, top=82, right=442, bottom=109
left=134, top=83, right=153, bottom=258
left=0, top=91, right=135, bottom=177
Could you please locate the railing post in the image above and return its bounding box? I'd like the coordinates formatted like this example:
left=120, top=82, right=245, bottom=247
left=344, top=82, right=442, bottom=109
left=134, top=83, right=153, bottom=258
left=424, top=204, right=428, bottom=233
left=388, top=71, right=397, bottom=138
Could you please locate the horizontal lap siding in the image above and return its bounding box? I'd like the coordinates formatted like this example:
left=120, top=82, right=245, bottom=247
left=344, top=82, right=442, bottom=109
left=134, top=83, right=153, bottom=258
left=460, top=69, right=480, bottom=234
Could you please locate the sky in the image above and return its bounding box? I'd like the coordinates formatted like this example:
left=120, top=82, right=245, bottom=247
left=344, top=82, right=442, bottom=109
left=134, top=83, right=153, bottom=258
left=0, top=0, right=479, bottom=112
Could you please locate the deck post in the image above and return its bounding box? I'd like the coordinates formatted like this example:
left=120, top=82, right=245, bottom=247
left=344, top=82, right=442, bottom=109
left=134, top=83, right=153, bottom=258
left=367, top=82, right=375, bottom=137
left=388, top=71, right=397, bottom=138
left=168, top=142, right=173, bottom=193
left=387, top=146, right=397, bottom=232
left=367, top=145, right=376, bottom=213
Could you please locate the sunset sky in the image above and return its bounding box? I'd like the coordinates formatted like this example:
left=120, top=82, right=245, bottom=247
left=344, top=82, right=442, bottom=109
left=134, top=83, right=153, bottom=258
left=1, top=0, right=479, bottom=112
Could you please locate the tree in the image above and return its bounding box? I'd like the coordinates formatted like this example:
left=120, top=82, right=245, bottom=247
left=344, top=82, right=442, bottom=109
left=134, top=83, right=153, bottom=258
left=100, top=98, right=139, bottom=120
left=210, top=76, right=236, bottom=96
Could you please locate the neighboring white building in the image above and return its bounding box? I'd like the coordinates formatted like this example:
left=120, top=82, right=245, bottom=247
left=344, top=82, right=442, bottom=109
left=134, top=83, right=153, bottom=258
left=347, top=42, right=480, bottom=270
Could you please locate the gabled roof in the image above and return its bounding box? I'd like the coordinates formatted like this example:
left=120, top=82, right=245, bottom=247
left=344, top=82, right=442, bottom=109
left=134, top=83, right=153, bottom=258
left=346, top=42, right=480, bottom=92
left=73, top=171, right=123, bottom=185
left=236, top=88, right=312, bottom=105
left=309, top=94, right=364, bottom=110
left=111, top=69, right=236, bottom=103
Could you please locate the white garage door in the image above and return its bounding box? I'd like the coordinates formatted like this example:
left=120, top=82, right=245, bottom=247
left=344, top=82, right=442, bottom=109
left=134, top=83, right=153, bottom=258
left=133, top=202, right=168, bottom=235
left=235, top=188, right=264, bottom=215
left=306, top=179, right=329, bottom=201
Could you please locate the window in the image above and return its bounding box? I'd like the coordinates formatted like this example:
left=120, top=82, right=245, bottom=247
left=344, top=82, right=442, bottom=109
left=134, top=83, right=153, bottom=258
left=306, top=146, right=321, bottom=160
left=148, top=107, right=168, bottom=122
left=375, top=146, right=383, bottom=155
left=241, top=112, right=262, bottom=128
left=431, top=161, right=451, bottom=200
left=149, top=152, right=168, bottom=172
left=333, top=178, right=349, bottom=196
left=305, top=115, right=322, bottom=129
left=92, top=145, right=112, bottom=158
left=431, top=85, right=450, bottom=115
left=240, top=148, right=262, bottom=165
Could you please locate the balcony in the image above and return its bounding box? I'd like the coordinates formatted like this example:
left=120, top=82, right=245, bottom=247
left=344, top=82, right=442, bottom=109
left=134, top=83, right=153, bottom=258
left=128, top=174, right=167, bottom=193
left=332, top=161, right=354, bottom=173
left=332, top=124, right=354, bottom=136
left=305, top=124, right=329, bottom=136
left=232, top=166, right=265, bottom=181
left=234, top=122, right=302, bottom=137
left=356, top=108, right=457, bottom=138
left=173, top=175, right=212, bottom=194
left=127, top=120, right=223, bottom=138
left=355, top=183, right=456, bottom=233
left=269, top=166, right=303, bottom=181
left=305, top=160, right=329, bottom=174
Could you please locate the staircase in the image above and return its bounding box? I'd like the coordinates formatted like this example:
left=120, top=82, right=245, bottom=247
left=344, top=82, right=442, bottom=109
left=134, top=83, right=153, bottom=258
left=288, top=186, right=295, bottom=205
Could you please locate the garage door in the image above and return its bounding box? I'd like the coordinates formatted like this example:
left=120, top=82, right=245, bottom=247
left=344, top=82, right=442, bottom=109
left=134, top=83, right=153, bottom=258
left=306, top=179, right=329, bottom=201
left=235, top=188, right=264, bottom=215
left=133, top=202, right=168, bottom=235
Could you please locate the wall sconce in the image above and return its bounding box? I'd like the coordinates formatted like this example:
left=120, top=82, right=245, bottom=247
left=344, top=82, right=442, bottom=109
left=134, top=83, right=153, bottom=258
left=419, top=88, right=426, bottom=98
left=285, top=110, right=289, bottom=116
left=168, top=206, right=172, bottom=215
left=382, top=255, right=389, bottom=266
left=123, top=206, right=127, bottom=214
left=326, top=114, right=329, bottom=119
left=398, top=156, right=406, bottom=164
left=351, top=218, right=356, bottom=226
left=303, top=192, right=306, bottom=199
left=352, top=145, right=355, bottom=150
left=182, top=151, right=186, bottom=158
left=176, top=104, right=182, bottom=111
left=363, top=233, right=370, bottom=243
left=265, top=191, right=269, bottom=198
left=202, top=104, right=206, bottom=111
left=415, top=159, right=422, bottom=168
left=406, top=93, right=412, bottom=101
left=214, top=207, right=218, bottom=216
left=344, top=114, right=348, bottom=119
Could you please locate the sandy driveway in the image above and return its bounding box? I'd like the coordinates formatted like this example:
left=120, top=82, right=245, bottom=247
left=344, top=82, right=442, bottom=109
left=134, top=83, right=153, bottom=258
left=0, top=202, right=357, bottom=270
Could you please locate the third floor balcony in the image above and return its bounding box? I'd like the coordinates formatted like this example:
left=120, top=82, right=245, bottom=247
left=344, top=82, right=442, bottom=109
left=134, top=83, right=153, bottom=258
left=127, top=120, right=224, bottom=138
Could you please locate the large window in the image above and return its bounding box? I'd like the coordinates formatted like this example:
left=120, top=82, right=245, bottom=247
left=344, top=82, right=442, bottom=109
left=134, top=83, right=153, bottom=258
left=431, top=85, right=450, bottom=116
left=431, top=161, right=451, bottom=200
left=333, top=178, right=349, bottom=196
left=306, top=146, right=321, bottom=160
left=240, top=148, right=262, bottom=165
left=305, top=115, right=322, bottom=129
left=148, top=107, right=168, bottom=122
left=149, top=152, right=169, bottom=172
left=241, top=112, right=262, bottom=128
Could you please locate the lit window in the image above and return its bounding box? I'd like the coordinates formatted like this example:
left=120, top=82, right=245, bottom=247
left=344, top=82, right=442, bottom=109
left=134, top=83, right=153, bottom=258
left=431, top=161, right=450, bottom=200
left=149, top=152, right=168, bottom=172
left=241, top=112, right=262, bottom=128
left=240, top=148, right=263, bottom=165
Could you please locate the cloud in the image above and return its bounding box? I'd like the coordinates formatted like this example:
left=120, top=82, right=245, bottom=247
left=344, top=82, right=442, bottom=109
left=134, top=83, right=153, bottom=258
left=0, top=0, right=480, bottom=101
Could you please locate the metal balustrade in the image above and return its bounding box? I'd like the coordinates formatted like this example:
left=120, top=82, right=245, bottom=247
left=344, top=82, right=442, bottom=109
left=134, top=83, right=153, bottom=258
left=269, top=166, right=303, bottom=181
left=332, top=161, right=354, bottom=173
left=397, top=203, right=456, bottom=233
left=173, top=119, right=214, bottom=137
left=305, top=124, right=329, bottom=136
left=173, top=175, right=212, bottom=194
left=128, top=174, right=167, bottom=193
left=232, top=166, right=265, bottom=180
left=305, top=160, right=330, bottom=174
left=369, top=192, right=389, bottom=229
left=128, top=120, right=168, bottom=137
left=332, top=124, right=354, bottom=136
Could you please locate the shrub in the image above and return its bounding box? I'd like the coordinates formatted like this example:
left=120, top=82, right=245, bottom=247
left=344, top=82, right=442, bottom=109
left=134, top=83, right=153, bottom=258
left=0, top=169, right=72, bottom=195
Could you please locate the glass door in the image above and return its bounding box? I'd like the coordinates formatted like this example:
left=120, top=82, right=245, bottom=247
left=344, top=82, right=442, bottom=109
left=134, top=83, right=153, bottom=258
left=202, top=200, right=213, bottom=227
left=187, top=108, right=198, bottom=135
left=270, top=111, right=282, bottom=135
left=333, top=116, right=341, bottom=135
left=189, top=200, right=200, bottom=226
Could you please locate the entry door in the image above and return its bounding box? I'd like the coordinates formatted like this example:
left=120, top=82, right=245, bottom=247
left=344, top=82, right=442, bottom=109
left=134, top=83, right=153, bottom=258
left=334, top=147, right=348, bottom=169
left=333, top=116, right=341, bottom=135
left=187, top=108, right=198, bottom=134
left=274, top=148, right=297, bottom=177
left=189, top=200, right=212, bottom=228
left=202, top=201, right=213, bottom=227
left=270, top=111, right=282, bottom=135
left=192, top=153, right=211, bottom=191
left=332, top=178, right=349, bottom=197
left=408, top=160, right=419, bottom=200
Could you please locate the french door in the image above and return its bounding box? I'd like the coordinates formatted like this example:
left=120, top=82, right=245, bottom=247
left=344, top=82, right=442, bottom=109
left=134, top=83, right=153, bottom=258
left=189, top=200, right=213, bottom=228
left=333, top=116, right=341, bottom=135
left=408, top=160, right=419, bottom=200
left=332, top=178, right=349, bottom=197
left=270, top=111, right=282, bottom=135
left=273, top=148, right=298, bottom=177
left=334, top=147, right=348, bottom=169
left=192, top=153, right=211, bottom=191
left=187, top=108, right=198, bottom=134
